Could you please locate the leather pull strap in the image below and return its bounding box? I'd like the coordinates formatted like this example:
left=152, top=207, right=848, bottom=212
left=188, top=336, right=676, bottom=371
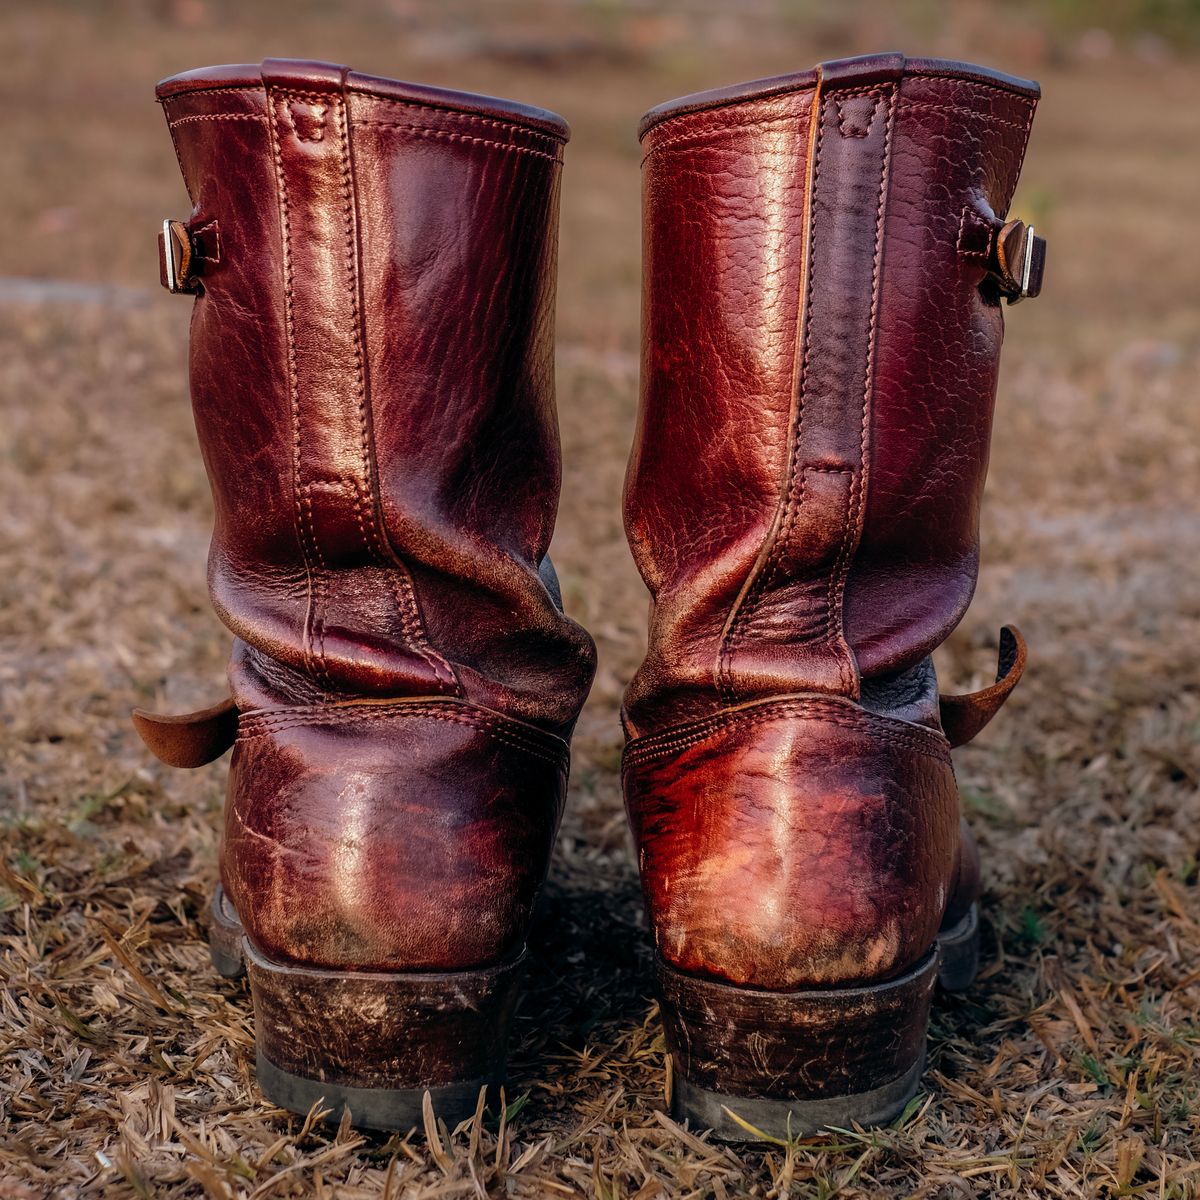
left=132, top=696, right=239, bottom=768
left=939, top=626, right=1027, bottom=748
left=720, top=55, right=903, bottom=704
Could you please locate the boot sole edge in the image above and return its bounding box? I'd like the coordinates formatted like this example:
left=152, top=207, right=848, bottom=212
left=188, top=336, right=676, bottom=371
left=660, top=910, right=982, bottom=1142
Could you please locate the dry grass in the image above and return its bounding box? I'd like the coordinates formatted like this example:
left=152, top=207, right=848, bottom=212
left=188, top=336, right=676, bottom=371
left=1, top=2, right=1198, bottom=1196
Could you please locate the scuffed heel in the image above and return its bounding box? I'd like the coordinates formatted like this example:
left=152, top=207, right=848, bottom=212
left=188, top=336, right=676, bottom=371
left=659, top=949, right=939, bottom=1142
left=244, top=941, right=524, bottom=1131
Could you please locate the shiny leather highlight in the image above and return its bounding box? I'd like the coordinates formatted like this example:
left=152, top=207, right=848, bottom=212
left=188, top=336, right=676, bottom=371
left=625, top=697, right=959, bottom=988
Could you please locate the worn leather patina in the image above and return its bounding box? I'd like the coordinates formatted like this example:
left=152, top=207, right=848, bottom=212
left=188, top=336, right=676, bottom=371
left=624, top=54, right=1039, bottom=992
left=138, top=59, right=596, bottom=976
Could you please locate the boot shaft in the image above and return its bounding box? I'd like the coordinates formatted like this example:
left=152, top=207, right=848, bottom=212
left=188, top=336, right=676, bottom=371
left=158, top=59, right=594, bottom=730
left=625, top=54, right=1042, bottom=735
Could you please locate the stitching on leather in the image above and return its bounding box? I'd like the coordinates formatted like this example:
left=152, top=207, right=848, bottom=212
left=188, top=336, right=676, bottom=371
left=268, top=89, right=331, bottom=694
left=273, top=88, right=337, bottom=103
left=157, top=86, right=262, bottom=101
left=956, top=207, right=995, bottom=261
left=287, top=97, right=327, bottom=143
left=158, top=86, right=562, bottom=147
left=1011, top=99, right=1038, bottom=211
left=910, top=71, right=1037, bottom=106
left=355, top=120, right=562, bottom=163
left=644, top=96, right=1030, bottom=162
left=334, top=95, right=374, bottom=558
left=624, top=699, right=952, bottom=767
left=167, top=112, right=268, bottom=128
left=626, top=714, right=948, bottom=768
left=835, top=87, right=883, bottom=137
left=627, top=697, right=935, bottom=757
left=238, top=703, right=566, bottom=764
left=190, top=219, right=221, bottom=265
left=834, top=82, right=897, bottom=693
left=897, top=100, right=1032, bottom=133
left=717, top=93, right=828, bottom=705
left=298, top=487, right=333, bottom=689
left=335, top=100, right=460, bottom=696
left=163, top=109, right=196, bottom=206
left=347, top=96, right=564, bottom=148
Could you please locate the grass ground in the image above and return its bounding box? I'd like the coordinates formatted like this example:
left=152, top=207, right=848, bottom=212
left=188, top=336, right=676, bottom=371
left=1, top=2, right=1198, bottom=1196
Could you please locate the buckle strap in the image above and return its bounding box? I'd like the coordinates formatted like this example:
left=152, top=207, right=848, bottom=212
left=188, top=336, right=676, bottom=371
left=939, top=625, right=1028, bottom=748
left=958, top=208, right=1046, bottom=303
left=158, top=217, right=220, bottom=294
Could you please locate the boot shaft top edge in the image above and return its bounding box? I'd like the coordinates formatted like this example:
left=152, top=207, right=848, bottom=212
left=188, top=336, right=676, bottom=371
left=154, top=59, right=570, bottom=142
left=638, top=53, right=1039, bottom=140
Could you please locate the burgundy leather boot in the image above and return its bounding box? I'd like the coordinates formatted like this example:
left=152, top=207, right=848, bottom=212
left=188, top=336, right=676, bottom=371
left=134, top=59, right=596, bottom=1129
left=623, top=54, right=1044, bottom=1139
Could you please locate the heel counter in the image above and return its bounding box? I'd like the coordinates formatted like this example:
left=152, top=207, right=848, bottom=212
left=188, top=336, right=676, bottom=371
left=624, top=697, right=959, bottom=989
left=223, top=700, right=568, bottom=972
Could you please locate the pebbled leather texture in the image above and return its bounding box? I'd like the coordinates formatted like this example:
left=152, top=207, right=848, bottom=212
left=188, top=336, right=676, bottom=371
left=150, top=58, right=596, bottom=972
left=624, top=54, right=1039, bottom=989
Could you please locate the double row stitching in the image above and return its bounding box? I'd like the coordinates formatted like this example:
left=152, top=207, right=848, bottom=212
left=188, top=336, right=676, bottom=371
left=624, top=699, right=951, bottom=767
left=356, top=121, right=562, bottom=163
left=643, top=95, right=1030, bottom=161
left=334, top=93, right=375, bottom=561
left=157, top=82, right=565, bottom=148
left=334, top=95, right=460, bottom=694
left=897, top=100, right=1032, bottom=132
left=238, top=704, right=566, bottom=764
left=717, top=88, right=829, bottom=704
left=267, top=88, right=331, bottom=693
left=347, top=93, right=564, bottom=150
left=909, top=71, right=1037, bottom=106
left=831, top=82, right=896, bottom=693
left=644, top=111, right=796, bottom=158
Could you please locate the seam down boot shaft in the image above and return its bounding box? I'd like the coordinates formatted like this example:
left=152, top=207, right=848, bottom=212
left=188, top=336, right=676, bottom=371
left=137, top=59, right=596, bottom=1128
left=622, top=54, right=1041, bottom=1138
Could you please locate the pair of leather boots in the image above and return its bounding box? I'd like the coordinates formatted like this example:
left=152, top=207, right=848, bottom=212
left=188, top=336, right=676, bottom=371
left=136, top=52, right=1045, bottom=1141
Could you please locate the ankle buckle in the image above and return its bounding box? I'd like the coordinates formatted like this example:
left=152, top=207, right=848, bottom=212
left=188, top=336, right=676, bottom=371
left=159, top=218, right=200, bottom=294
left=996, top=219, right=1045, bottom=305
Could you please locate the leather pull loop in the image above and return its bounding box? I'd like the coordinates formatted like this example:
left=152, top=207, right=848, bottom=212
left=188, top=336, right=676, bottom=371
left=939, top=625, right=1028, bottom=748
left=132, top=696, right=239, bottom=768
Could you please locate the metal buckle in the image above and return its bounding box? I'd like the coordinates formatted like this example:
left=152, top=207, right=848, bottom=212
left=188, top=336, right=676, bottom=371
left=160, top=218, right=198, bottom=295
left=1005, top=222, right=1036, bottom=306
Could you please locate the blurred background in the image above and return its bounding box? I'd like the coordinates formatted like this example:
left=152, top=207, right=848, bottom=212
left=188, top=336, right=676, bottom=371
left=1, top=2, right=1197, bottom=1196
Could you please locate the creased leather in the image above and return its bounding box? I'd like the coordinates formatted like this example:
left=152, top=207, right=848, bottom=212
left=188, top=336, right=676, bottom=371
left=624, top=55, right=1039, bottom=989
left=145, top=58, right=596, bottom=972
left=156, top=57, right=595, bottom=732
